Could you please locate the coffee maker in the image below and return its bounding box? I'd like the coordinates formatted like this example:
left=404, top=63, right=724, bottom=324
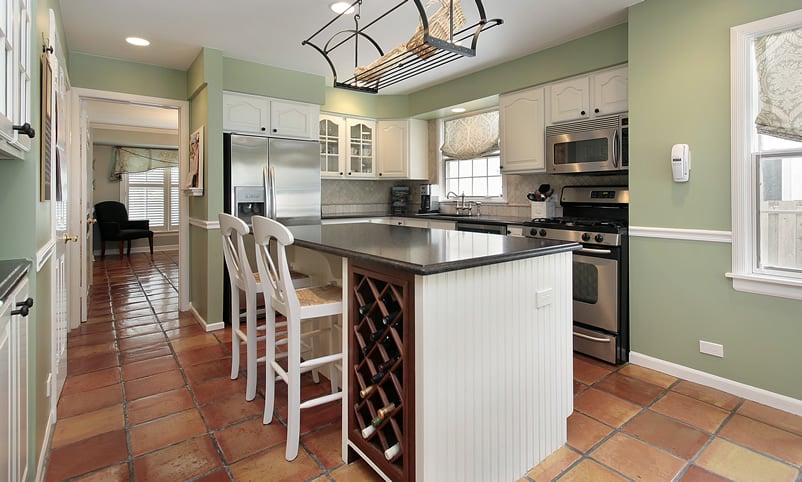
left=418, top=183, right=439, bottom=213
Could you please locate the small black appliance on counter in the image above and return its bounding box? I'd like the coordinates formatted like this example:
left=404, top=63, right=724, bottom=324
left=391, top=186, right=410, bottom=215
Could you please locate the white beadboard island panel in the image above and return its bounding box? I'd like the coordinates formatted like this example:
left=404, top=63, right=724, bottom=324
left=414, top=251, right=573, bottom=482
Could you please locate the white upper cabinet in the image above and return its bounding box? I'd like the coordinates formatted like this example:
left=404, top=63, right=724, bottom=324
left=548, top=77, right=590, bottom=124
left=319, top=115, right=376, bottom=178
left=376, top=119, right=428, bottom=179
left=547, top=65, right=628, bottom=124
left=320, top=114, right=345, bottom=178
left=499, top=87, right=545, bottom=173
left=269, top=99, right=319, bottom=139
left=592, top=66, right=628, bottom=117
left=346, top=118, right=376, bottom=178
left=223, top=92, right=270, bottom=134
left=223, top=92, right=319, bottom=140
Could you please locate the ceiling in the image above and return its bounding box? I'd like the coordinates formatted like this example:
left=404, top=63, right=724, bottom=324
left=60, top=0, right=641, bottom=96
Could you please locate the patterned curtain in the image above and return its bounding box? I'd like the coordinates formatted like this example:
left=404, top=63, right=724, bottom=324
left=754, top=26, right=802, bottom=142
left=441, top=110, right=499, bottom=160
left=111, top=147, right=179, bottom=180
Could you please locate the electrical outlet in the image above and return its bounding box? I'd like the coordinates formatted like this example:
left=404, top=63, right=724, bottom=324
left=699, top=340, right=724, bottom=358
left=536, top=288, right=552, bottom=308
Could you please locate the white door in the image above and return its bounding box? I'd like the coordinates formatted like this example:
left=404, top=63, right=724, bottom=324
left=49, top=14, right=73, bottom=419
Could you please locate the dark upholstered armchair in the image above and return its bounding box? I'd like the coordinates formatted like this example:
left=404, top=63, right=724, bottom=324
left=94, top=201, right=154, bottom=257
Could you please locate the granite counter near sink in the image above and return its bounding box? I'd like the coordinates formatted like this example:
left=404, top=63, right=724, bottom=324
left=0, top=259, right=31, bottom=302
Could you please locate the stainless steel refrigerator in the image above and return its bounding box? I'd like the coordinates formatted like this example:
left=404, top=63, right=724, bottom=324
left=222, top=133, right=320, bottom=324
left=223, top=133, right=321, bottom=226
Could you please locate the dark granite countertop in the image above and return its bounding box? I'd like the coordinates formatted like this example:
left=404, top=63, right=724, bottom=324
left=288, top=223, right=579, bottom=275
left=321, top=212, right=532, bottom=226
left=405, top=213, right=532, bottom=225
left=0, top=259, right=31, bottom=302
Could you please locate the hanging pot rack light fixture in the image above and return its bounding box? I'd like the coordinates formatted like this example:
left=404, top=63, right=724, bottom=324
left=302, top=0, right=502, bottom=94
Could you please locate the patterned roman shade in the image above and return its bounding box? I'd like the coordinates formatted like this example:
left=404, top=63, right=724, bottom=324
left=441, top=110, right=499, bottom=160
left=754, top=26, right=802, bottom=142
left=111, top=147, right=179, bottom=180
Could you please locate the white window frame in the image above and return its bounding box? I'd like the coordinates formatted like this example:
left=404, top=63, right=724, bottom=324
left=728, top=8, right=802, bottom=300
left=120, top=166, right=180, bottom=233
left=439, top=108, right=505, bottom=202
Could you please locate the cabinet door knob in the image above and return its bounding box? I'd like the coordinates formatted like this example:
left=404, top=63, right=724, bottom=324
left=594, top=108, right=600, bottom=114
left=260, top=127, right=266, bottom=131
left=272, top=128, right=278, bottom=133
left=12, top=298, right=33, bottom=317
left=580, top=110, right=586, bottom=116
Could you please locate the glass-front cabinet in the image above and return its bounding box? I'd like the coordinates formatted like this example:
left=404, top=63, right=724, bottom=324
left=347, top=118, right=375, bottom=177
left=319, top=114, right=376, bottom=178
left=320, top=114, right=343, bottom=177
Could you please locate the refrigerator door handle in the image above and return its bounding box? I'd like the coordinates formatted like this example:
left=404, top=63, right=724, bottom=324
left=268, top=166, right=277, bottom=219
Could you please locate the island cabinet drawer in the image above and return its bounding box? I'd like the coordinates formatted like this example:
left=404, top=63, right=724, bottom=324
left=348, top=262, right=415, bottom=482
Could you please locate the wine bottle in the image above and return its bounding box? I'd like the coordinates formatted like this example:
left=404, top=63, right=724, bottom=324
left=361, top=424, right=376, bottom=438
left=360, top=384, right=376, bottom=399
left=370, top=355, right=400, bottom=384
left=384, top=443, right=401, bottom=460
left=362, top=330, right=396, bottom=356
left=358, top=301, right=375, bottom=316
left=370, top=402, right=396, bottom=427
left=380, top=294, right=400, bottom=318
left=381, top=309, right=401, bottom=326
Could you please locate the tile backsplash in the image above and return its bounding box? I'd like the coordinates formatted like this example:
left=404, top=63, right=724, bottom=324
left=322, top=172, right=628, bottom=218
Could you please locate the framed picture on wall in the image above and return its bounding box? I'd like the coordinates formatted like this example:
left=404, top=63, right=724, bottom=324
left=185, top=126, right=204, bottom=196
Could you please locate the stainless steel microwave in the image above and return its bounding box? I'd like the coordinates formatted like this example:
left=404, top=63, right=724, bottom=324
left=546, top=113, right=628, bottom=174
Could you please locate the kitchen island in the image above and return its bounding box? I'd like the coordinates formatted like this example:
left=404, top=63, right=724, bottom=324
left=287, top=223, right=579, bottom=482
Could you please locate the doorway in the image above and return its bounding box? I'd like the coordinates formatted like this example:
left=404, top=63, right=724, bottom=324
left=69, top=89, right=191, bottom=326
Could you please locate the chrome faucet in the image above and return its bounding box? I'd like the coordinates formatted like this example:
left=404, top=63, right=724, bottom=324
left=447, top=191, right=475, bottom=215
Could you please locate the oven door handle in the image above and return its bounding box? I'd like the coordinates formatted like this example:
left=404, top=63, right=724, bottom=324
left=577, top=247, right=612, bottom=255
left=613, top=129, right=620, bottom=168
left=573, top=332, right=613, bottom=343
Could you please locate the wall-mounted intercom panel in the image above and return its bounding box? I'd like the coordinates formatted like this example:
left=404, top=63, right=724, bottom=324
left=671, top=144, right=691, bottom=182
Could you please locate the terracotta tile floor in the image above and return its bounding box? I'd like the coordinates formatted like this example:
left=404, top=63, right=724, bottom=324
left=43, top=252, right=802, bottom=481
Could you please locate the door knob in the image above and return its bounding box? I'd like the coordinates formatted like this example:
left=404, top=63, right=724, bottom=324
left=63, top=234, right=78, bottom=243
left=87, top=217, right=97, bottom=224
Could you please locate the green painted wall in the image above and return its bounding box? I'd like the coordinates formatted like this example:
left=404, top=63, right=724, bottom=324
left=628, top=0, right=802, bottom=399
left=69, top=53, right=187, bottom=100
left=188, top=48, right=225, bottom=324
left=222, top=57, right=325, bottom=105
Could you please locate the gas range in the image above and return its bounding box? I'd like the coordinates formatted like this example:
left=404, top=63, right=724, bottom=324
left=523, top=186, right=629, bottom=247
left=524, top=185, right=630, bottom=364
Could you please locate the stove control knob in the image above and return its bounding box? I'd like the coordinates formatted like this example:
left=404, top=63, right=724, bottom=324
left=595, top=234, right=605, bottom=243
left=539, top=229, right=547, bottom=237
left=581, top=233, right=591, bottom=242
left=529, top=228, right=538, bottom=237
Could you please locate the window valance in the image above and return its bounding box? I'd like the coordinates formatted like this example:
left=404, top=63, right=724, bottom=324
left=441, top=110, right=499, bottom=160
left=754, top=26, right=802, bottom=142
left=111, top=147, right=179, bottom=181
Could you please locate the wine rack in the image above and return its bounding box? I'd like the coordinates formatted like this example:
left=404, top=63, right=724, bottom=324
left=348, top=262, right=414, bottom=482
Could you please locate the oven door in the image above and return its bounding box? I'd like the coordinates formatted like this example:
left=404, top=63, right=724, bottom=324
left=573, top=250, right=619, bottom=332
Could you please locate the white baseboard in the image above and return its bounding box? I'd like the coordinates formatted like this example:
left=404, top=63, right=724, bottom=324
left=34, top=410, right=56, bottom=482
left=189, top=303, right=224, bottom=332
left=629, top=351, right=802, bottom=417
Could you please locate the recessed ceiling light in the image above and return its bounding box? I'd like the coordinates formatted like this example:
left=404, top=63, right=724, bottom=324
left=126, top=37, right=150, bottom=47
left=451, top=107, right=466, bottom=113
left=330, top=1, right=355, bottom=14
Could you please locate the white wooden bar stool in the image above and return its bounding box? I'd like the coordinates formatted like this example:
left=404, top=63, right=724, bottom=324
left=219, top=213, right=264, bottom=401
left=252, top=215, right=344, bottom=461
